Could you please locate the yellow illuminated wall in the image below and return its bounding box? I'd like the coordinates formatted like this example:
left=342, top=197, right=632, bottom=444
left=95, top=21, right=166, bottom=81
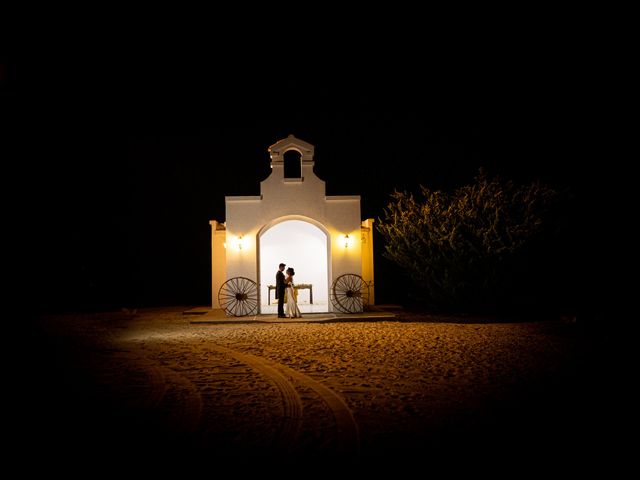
left=361, top=219, right=375, bottom=305
left=209, top=220, right=227, bottom=309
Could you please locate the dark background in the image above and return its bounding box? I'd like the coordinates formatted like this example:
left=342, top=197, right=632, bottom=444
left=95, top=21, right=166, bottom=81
left=4, top=24, right=626, bottom=475
left=4, top=41, right=609, bottom=316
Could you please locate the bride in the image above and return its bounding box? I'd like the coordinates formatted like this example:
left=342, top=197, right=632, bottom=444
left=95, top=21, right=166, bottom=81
left=284, top=267, right=302, bottom=318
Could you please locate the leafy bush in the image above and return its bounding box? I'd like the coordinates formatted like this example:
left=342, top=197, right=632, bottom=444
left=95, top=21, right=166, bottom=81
left=377, top=170, right=560, bottom=312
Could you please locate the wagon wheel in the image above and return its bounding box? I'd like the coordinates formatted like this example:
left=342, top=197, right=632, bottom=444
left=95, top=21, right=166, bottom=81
left=331, top=274, right=369, bottom=313
left=218, top=277, right=258, bottom=316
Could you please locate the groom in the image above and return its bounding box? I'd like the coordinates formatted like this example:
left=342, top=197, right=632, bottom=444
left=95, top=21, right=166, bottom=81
left=276, top=263, right=287, bottom=318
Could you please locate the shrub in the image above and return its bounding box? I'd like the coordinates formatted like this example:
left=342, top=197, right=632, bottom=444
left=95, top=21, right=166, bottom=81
left=377, top=170, right=560, bottom=312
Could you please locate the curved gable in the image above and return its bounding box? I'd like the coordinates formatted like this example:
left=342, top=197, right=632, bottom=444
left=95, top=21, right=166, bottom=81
left=268, top=134, right=315, bottom=165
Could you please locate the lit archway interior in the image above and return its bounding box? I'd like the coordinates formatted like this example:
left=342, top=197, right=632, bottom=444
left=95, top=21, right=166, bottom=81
left=259, top=220, right=329, bottom=313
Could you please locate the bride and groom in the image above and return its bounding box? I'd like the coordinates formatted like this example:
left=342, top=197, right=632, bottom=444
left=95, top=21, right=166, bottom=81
left=276, top=263, right=302, bottom=318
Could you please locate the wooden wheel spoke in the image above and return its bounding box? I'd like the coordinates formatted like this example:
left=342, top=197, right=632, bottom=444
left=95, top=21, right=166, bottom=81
left=332, top=274, right=368, bottom=313
left=218, top=277, right=259, bottom=316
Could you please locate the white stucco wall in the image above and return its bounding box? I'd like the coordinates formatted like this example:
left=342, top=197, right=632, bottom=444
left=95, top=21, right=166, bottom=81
left=212, top=135, right=373, bottom=311
left=222, top=136, right=363, bottom=312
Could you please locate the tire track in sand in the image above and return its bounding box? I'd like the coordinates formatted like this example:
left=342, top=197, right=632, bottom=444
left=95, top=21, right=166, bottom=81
left=153, top=364, right=204, bottom=434
left=210, top=345, right=303, bottom=450
left=114, top=354, right=204, bottom=434
left=211, top=344, right=359, bottom=459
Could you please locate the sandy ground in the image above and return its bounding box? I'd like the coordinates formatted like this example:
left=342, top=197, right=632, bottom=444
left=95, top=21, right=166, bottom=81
left=14, top=307, right=628, bottom=474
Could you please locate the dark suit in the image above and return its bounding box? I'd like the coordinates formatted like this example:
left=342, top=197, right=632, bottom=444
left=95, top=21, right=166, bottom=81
left=276, top=270, right=286, bottom=316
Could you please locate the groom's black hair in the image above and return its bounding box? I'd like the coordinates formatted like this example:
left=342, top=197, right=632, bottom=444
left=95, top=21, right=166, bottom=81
left=279, top=263, right=286, bottom=268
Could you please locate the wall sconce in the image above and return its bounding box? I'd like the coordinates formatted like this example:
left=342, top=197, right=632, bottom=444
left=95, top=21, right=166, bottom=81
left=341, top=234, right=352, bottom=248
left=237, top=236, right=244, bottom=250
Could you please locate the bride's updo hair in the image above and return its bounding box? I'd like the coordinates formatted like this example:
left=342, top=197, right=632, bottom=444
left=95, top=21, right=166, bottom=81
left=286, top=267, right=295, bottom=276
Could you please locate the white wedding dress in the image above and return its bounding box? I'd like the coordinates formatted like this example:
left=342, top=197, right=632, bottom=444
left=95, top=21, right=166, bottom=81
left=285, top=282, right=302, bottom=318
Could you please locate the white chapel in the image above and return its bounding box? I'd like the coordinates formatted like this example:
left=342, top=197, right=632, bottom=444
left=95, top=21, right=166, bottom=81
left=210, top=135, right=375, bottom=315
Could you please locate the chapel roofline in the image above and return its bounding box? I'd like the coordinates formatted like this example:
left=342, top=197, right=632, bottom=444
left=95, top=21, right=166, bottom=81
left=268, top=134, right=315, bottom=165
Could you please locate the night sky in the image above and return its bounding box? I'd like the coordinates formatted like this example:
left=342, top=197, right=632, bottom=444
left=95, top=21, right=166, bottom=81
left=5, top=43, right=607, bottom=315
left=2, top=28, right=628, bottom=474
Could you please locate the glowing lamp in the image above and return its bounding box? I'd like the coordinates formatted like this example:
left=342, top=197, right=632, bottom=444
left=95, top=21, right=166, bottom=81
left=342, top=234, right=352, bottom=248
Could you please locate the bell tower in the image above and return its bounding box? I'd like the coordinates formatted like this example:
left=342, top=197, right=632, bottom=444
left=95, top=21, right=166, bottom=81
left=268, top=134, right=315, bottom=180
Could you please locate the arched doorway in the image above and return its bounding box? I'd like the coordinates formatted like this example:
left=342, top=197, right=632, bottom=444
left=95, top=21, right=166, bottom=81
left=258, top=219, right=330, bottom=314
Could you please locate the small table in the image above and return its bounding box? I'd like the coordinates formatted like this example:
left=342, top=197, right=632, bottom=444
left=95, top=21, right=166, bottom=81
left=267, top=284, right=313, bottom=304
